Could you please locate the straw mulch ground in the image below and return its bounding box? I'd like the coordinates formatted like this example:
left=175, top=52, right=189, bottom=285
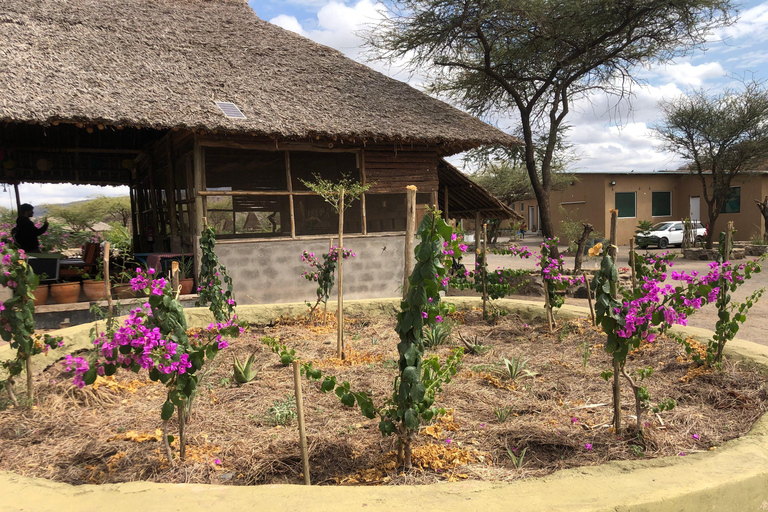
left=0, top=309, right=766, bottom=486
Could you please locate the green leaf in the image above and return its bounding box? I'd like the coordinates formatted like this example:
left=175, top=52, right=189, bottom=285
left=379, top=420, right=396, bottom=436
left=83, top=367, right=97, bottom=386
left=404, top=408, right=419, bottom=430
left=166, top=435, right=175, bottom=444
left=340, top=393, right=355, bottom=407
left=320, top=377, right=336, bottom=392
left=161, top=401, right=175, bottom=421
left=410, top=382, right=425, bottom=403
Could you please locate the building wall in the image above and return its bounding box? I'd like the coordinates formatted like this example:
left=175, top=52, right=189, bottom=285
left=214, top=234, right=405, bottom=304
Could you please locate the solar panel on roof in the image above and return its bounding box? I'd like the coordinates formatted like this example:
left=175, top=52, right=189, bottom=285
left=214, top=101, right=246, bottom=119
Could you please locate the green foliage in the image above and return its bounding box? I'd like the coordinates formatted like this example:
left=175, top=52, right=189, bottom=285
left=233, top=352, right=258, bottom=384
left=196, top=224, right=236, bottom=322
left=558, top=206, right=602, bottom=253
left=299, top=174, right=372, bottom=213
left=502, top=356, right=537, bottom=381
left=267, top=395, right=297, bottom=426
left=635, top=220, right=655, bottom=236
left=473, top=160, right=574, bottom=204
left=494, top=405, right=513, bottom=423
left=505, top=445, right=527, bottom=468
left=261, top=336, right=295, bottom=366
left=0, top=247, right=63, bottom=402
left=104, top=223, right=132, bottom=256
left=423, top=322, right=451, bottom=348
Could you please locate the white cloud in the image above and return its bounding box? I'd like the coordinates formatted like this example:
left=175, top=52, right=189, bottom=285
left=655, top=61, right=726, bottom=88
left=269, top=14, right=306, bottom=35
left=719, top=2, right=768, bottom=41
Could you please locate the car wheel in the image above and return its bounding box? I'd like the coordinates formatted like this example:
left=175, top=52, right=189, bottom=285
left=659, top=237, right=669, bottom=249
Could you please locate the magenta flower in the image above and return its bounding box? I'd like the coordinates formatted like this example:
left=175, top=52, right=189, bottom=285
left=584, top=443, right=593, bottom=451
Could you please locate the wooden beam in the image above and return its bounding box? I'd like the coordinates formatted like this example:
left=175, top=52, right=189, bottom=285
left=193, top=141, right=205, bottom=278
left=285, top=151, right=296, bottom=238
left=360, top=150, right=367, bottom=235
left=11, top=147, right=144, bottom=155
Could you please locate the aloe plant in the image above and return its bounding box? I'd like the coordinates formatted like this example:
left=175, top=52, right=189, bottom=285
left=233, top=352, right=258, bottom=383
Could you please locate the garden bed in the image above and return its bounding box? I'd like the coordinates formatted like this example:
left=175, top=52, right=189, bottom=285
left=1, top=309, right=766, bottom=487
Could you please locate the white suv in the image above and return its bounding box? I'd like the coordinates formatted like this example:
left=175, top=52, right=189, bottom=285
left=635, top=221, right=706, bottom=249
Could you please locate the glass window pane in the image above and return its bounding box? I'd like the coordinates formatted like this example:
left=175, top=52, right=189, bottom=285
left=205, top=148, right=287, bottom=191
left=294, top=195, right=362, bottom=236
left=652, top=191, right=671, bottom=217
left=367, top=193, right=406, bottom=232
left=615, top=192, right=636, bottom=218
left=290, top=152, right=359, bottom=191
left=722, top=187, right=741, bottom=213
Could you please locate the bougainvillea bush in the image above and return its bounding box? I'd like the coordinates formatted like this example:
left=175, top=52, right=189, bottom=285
left=0, top=241, right=62, bottom=405
left=65, top=268, right=243, bottom=461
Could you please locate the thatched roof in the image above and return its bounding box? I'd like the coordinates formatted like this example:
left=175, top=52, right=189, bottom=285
left=0, top=0, right=517, bottom=154
left=438, top=160, right=522, bottom=221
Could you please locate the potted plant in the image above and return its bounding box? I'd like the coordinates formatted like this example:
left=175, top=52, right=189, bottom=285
left=111, top=269, right=137, bottom=299
left=49, top=279, right=81, bottom=304
left=81, top=261, right=108, bottom=301
left=31, top=274, right=50, bottom=306
left=179, top=256, right=194, bottom=295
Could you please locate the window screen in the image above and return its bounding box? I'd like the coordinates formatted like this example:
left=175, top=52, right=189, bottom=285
left=205, top=148, right=286, bottom=191
left=722, top=187, right=740, bottom=213
left=652, top=191, right=671, bottom=217
left=615, top=192, right=636, bottom=218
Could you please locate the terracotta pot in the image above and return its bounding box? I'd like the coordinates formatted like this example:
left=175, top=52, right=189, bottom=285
left=32, top=284, right=49, bottom=306
left=112, top=284, right=136, bottom=299
left=83, top=279, right=109, bottom=301
left=179, top=278, right=194, bottom=295
left=50, top=282, right=81, bottom=304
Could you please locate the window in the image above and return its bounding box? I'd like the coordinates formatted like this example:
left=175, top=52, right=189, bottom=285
left=615, top=192, right=636, bottom=218
left=651, top=191, right=671, bottom=217
left=722, top=187, right=741, bottom=213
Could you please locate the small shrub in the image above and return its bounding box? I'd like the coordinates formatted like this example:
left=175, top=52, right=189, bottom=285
left=423, top=323, right=451, bottom=348
left=494, top=405, right=513, bottom=423
left=267, top=395, right=297, bottom=426
left=505, top=445, right=527, bottom=468
left=502, top=356, right=538, bottom=381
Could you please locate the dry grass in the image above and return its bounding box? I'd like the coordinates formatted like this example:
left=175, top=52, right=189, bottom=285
left=0, top=309, right=766, bottom=486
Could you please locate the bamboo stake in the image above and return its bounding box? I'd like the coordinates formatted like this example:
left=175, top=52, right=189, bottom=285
left=629, top=239, right=636, bottom=290
left=293, top=361, right=311, bottom=485
left=725, top=221, right=734, bottom=260
left=162, top=420, right=174, bottom=464
left=337, top=188, right=345, bottom=360
left=541, top=246, right=554, bottom=332
left=103, top=242, right=113, bottom=316
left=403, top=186, right=417, bottom=300
left=584, top=272, right=596, bottom=326
left=482, top=223, right=488, bottom=320
left=25, top=354, right=33, bottom=404
left=609, top=210, right=618, bottom=299
left=171, top=261, right=180, bottom=299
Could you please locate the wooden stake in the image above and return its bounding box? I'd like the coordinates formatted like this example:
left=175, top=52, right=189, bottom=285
left=725, top=221, right=734, bottom=260
left=482, top=223, right=488, bottom=320
left=293, top=361, right=311, bottom=485
left=542, top=247, right=554, bottom=332
left=584, top=272, right=596, bottom=326
left=171, top=261, right=180, bottom=299
left=609, top=210, right=618, bottom=299
left=103, top=242, right=113, bottom=316
left=337, top=188, right=345, bottom=360
left=629, top=239, right=636, bottom=290
left=403, top=186, right=417, bottom=300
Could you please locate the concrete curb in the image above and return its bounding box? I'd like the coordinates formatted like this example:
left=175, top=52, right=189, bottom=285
left=2, top=298, right=768, bottom=512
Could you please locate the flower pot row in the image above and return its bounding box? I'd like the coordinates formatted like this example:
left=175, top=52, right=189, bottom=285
left=32, top=278, right=196, bottom=306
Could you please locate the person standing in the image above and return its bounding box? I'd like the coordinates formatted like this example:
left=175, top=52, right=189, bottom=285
left=14, top=203, right=48, bottom=253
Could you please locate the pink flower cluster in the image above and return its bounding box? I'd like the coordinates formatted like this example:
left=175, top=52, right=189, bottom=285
left=442, top=234, right=469, bottom=257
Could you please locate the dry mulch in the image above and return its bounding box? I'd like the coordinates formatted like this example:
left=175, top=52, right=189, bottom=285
left=0, top=309, right=766, bottom=486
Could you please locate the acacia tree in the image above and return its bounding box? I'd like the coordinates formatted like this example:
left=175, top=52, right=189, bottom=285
left=367, top=0, right=733, bottom=244
left=654, top=82, right=768, bottom=248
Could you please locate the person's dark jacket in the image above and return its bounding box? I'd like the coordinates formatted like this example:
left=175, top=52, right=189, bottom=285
left=14, top=216, right=48, bottom=253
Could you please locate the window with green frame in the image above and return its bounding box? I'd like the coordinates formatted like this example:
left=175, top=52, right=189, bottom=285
left=615, top=192, right=636, bottom=218
left=722, top=187, right=740, bottom=213
left=651, top=191, right=671, bottom=217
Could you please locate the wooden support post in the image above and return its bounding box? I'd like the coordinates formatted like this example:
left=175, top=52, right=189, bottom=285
left=337, top=188, right=345, bottom=360
left=629, top=239, right=637, bottom=290
left=431, top=190, right=438, bottom=210
left=103, top=242, right=113, bottom=317
left=403, top=186, right=417, bottom=300
left=285, top=152, right=296, bottom=238
left=584, top=272, right=596, bottom=326
left=482, top=223, right=488, bottom=320
left=193, top=142, right=205, bottom=279
left=293, top=361, right=311, bottom=485
left=725, top=221, right=734, bottom=260
left=443, top=185, right=449, bottom=221
left=13, top=182, right=20, bottom=213
left=360, top=150, right=367, bottom=235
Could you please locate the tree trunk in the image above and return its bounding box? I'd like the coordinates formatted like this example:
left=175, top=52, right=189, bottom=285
left=25, top=355, right=33, bottom=403
left=612, top=359, right=621, bottom=433
left=755, top=197, right=768, bottom=239
left=704, top=201, right=720, bottom=249
left=573, top=223, right=594, bottom=272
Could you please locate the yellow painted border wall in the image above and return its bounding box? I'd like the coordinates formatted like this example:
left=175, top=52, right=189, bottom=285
left=2, top=298, right=768, bottom=512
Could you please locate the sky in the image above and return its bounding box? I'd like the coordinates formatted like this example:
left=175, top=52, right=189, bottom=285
left=14, top=0, right=768, bottom=208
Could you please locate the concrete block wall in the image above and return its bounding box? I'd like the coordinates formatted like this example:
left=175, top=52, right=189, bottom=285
left=214, top=234, right=406, bottom=304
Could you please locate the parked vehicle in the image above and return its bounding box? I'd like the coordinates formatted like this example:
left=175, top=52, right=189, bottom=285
left=635, top=221, right=706, bottom=249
